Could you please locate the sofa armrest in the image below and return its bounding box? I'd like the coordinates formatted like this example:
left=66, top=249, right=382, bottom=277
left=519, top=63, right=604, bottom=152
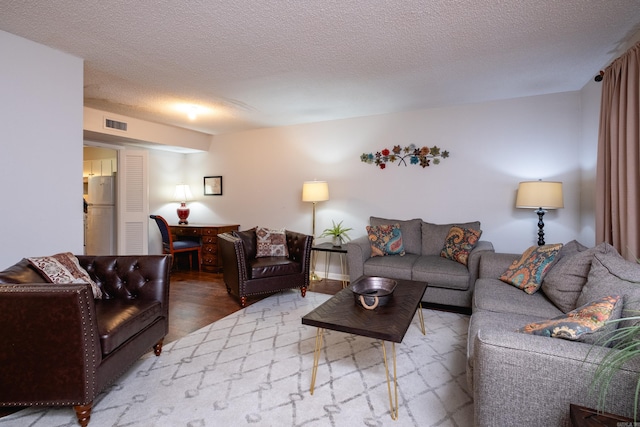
left=78, top=255, right=171, bottom=317
left=465, top=240, right=494, bottom=287
left=477, top=252, right=520, bottom=279
left=473, top=328, right=639, bottom=426
left=346, top=236, right=371, bottom=282
left=0, top=284, right=101, bottom=406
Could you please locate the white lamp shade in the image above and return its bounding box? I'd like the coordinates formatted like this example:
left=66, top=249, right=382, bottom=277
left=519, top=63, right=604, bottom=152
left=302, top=181, right=329, bottom=202
left=173, top=184, right=193, bottom=202
left=516, top=181, right=564, bottom=209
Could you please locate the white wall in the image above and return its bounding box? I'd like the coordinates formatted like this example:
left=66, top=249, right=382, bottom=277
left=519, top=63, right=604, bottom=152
left=0, top=30, right=84, bottom=267
left=578, top=78, right=602, bottom=247
left=152, top=91, right=584, bottom=277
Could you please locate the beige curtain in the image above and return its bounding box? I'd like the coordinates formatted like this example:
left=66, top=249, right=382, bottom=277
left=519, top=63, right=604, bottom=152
left=596, top=41, right=640, bottom=261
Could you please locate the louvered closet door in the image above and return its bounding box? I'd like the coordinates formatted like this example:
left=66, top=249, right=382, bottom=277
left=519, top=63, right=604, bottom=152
left=117, top=149, right=149, bottom=255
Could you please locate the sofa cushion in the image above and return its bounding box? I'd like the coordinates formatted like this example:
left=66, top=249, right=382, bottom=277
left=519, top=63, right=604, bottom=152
left=366, top=223, right=406, bottom=257
left=473, top=278, right=563, bottom=318
left=440, top=226, right=482, bottom=266
left=95, top=299, right=162, bottom=355
left=27, top=252, right=102, bottom=299
left=421, top=221, right=481, bottom=256
left=256, top=227, right=289, bottom=258
left=362, top=254, right=419, bottom=280
left=233, top=228, right=257, bottom=259
left=499, top=243, right=563, bottom=294
left=541, top=242, right=616, bottom=313
left=370, top=217, right=422, bottom=255
left=412, top=255, right=470, bottom=290
left=518, top=295, right=623, bottom=345
left=249, top=257, right=301, bottom=279
left=577, top=251, right=640, bottom=330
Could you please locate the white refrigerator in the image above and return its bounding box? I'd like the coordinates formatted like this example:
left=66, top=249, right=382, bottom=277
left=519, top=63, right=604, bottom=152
left=85, top=176, right=116, bottom=255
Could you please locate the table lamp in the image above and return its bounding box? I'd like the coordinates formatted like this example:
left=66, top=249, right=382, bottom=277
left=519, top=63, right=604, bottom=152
left=516, top=180, right=564, bottom=246
left=174, top=184, right=193, bottom=225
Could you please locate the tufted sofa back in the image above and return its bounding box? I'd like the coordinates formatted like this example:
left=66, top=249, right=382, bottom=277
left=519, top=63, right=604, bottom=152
left=77, top=255, right=171, bottom=314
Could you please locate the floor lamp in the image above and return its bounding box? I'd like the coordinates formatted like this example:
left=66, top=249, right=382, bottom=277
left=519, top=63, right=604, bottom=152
left=302, top=180, right=329, bottom=280
left=516, top=180, right=564, bottom=246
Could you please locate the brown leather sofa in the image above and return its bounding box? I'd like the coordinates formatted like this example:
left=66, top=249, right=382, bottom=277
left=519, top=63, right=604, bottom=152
left=0, top=255, right=171, bottom=427
left=219, top=229, right=312, bottom=307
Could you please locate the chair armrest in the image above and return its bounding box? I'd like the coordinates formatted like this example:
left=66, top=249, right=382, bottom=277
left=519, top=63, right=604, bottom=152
left=286, top=230, right=312, bottom=278
left=346, top=236, right=371, bottom=282
left=0, top=284, right=101, bottom=405
left=78, top=255, right=171, bottom=317
left=219, top=233, right=249, bottom=295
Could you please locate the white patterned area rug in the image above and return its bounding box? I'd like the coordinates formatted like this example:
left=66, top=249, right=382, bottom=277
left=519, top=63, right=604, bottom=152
left=1, top=291, right=472, bottom=427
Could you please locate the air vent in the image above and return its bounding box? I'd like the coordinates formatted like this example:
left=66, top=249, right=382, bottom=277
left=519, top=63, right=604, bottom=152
left=104, top=118, right=128, bottom=132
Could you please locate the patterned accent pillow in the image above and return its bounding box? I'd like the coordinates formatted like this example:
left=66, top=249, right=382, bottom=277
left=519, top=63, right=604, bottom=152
left=27, top=252, right=102, bottom=299
left=255, top=227, right=289, bottom=258
left=366, top=223, right=405, bottom=257
left=440, top=226, right=482, bottom=266
left=518, top=295, right=623, bottom=344
left=499, top=243, right=563, bottom=294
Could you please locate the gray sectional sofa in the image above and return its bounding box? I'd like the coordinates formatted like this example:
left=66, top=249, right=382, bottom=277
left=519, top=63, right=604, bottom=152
left=469, top=242, right=640, bottom=426
left=346, top=216, right=494, bottom=309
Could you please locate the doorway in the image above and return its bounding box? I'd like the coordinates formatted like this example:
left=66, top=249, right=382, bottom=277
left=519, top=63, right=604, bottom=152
left=83, top=146, right=117, bottom=255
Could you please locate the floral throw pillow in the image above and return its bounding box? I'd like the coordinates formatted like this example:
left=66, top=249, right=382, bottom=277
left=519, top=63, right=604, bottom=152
left=27, top=252, right=102, bottom=299
left=499, top=243, right=562, bottom=294
left=518, top=295, right=623, bottom=344
left=366, top=223, right=405, bottom=257
left=440, top=226, right=482, bottom=266
left=256, top=227, right=289, bottom=257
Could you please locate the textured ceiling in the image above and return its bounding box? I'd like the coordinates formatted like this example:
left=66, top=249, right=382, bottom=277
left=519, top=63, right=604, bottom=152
left=2, top=1, right=640, bottom=135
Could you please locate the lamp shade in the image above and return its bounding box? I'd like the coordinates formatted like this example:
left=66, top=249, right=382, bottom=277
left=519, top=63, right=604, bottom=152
left=302, top=181, right=329, bottom=202
left=173, top=184, right=193, bottom=202
left=516, top=181, right=564, bottom=209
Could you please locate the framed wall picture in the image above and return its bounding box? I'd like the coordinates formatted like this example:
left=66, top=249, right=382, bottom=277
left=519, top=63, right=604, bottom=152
left=204, top=176, right=223, bottom=195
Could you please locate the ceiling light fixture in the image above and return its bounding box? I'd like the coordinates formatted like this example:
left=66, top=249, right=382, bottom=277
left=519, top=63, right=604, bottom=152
left=188, top=106, right=198, bottom=121
left=174, top=103, right=210, bottom=121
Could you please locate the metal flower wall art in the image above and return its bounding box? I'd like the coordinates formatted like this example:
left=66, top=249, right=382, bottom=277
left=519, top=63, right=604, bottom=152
left=360, top=144, right=450, bottom=170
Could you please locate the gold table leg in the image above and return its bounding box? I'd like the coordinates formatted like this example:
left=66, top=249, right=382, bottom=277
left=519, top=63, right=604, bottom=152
left=339, top=253, right=348, bottom=288
left=310, top=328, right=324, bottom=395
left=417, top=303, right=425, bottom=335
left=324, top=252, right=330, bottom=282
left=381, top=341, right=399, bottom=420
left=310, top=251, right=320, bottom=281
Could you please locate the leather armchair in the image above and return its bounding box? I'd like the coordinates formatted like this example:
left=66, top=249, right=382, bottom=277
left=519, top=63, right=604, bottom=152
left=0, top=255, right=171, bottom=427
left=219, top=229, right=312, bottom=307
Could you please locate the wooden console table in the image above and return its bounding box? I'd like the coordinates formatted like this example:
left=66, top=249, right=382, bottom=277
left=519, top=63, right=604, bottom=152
left=169, top=223, right=239, bottom=272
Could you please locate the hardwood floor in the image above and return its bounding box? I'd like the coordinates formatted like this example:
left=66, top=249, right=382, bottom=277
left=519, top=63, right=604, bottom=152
left=165, top=270, right=343, bottom=343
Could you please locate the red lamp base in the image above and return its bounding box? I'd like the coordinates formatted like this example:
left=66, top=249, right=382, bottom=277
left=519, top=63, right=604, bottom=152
left=177, top=202, right=190, bottom=225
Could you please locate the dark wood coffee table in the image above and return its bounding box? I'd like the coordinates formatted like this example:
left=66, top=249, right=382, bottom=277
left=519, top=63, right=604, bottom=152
left=301, top=277, right=428, bottom=420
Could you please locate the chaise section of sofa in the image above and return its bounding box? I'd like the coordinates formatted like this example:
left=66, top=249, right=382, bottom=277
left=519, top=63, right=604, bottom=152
left=469, top=245, right=640, bottom=426
left=346, top=216, right=493, bottom=309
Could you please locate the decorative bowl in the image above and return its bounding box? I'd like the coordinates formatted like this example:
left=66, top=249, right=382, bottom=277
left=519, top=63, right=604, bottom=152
left=350, top=276, right=397, bottom=310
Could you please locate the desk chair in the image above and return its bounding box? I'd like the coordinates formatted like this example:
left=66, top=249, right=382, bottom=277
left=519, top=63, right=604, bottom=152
left=150, top=215, right=201, bottom=271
